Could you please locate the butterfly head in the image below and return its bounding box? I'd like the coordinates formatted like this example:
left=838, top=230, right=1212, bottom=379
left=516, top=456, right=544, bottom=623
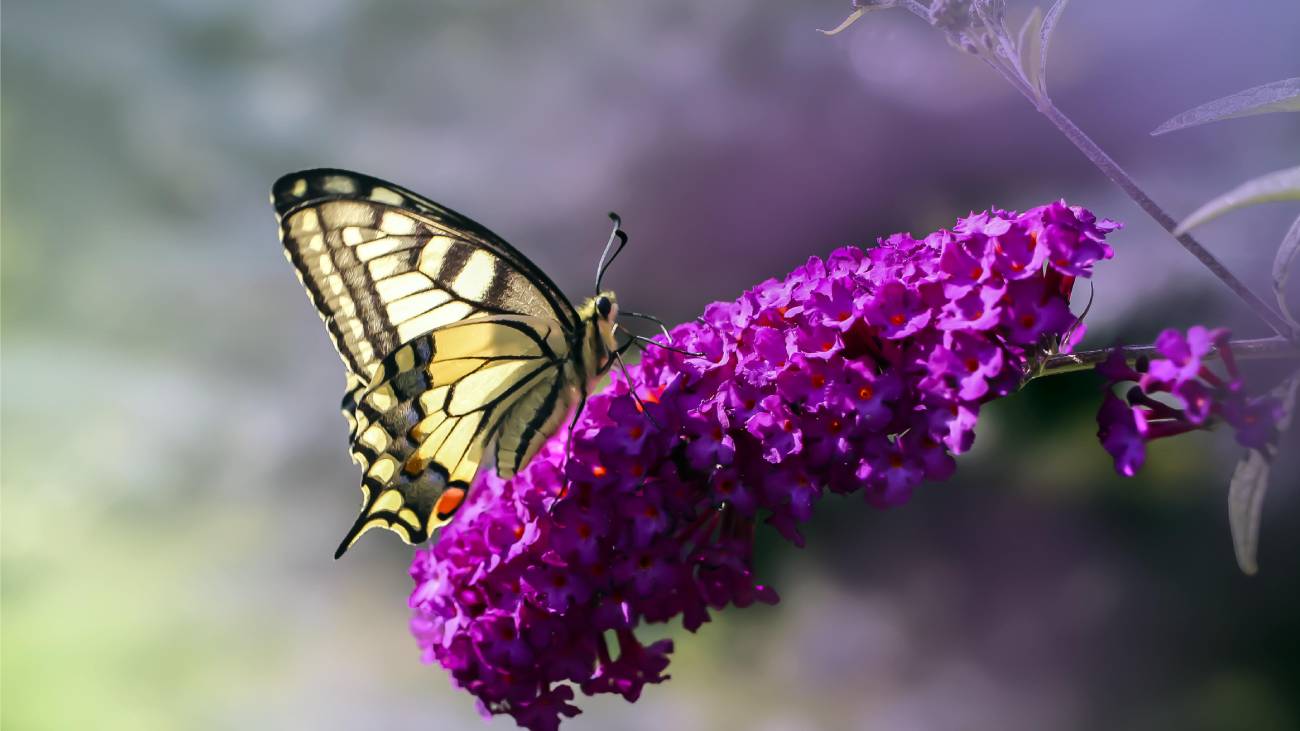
left=576, top=290, right=621, bottom=370
left=590, top=290, right=620, bottom=351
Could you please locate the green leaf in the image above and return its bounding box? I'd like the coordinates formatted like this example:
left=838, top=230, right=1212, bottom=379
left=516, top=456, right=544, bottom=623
left=1228, top=450, right=1270, bottom=576
left=1038, top=0, right=1071, bottom=95
left=1152, top=77, right=1300, bottom=136
left=1229, top=372, right=1300, bottom=575
left=1273, top=214, right=1300, bottom=332
left=1174, top=166, right=1300, bottom=236
left=1017, top=6, right=1045, bottom=96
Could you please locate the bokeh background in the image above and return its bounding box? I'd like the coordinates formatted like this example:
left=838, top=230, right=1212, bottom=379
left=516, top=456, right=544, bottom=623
left=4, top=1, right=1299, bottom=729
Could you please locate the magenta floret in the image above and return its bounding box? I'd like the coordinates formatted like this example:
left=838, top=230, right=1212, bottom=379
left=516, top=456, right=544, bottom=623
left=411, top=201, right=1118, bottom=729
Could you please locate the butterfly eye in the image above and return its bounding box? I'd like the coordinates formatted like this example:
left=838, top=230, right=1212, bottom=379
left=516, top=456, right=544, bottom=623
left=597, top=296, right=612, bottom=319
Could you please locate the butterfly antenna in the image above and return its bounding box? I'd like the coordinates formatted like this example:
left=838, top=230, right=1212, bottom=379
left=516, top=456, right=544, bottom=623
left=631, top=333, right=704, bottom=358
left=620, top=310, right=674, bottom=344
left=595, top=212, right=628, bottom=293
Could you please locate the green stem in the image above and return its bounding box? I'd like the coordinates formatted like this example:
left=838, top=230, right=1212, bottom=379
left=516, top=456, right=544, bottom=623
left=1033, top=99, right=1297, bottom=341
left=1031, top=336, right=1300, bottom=380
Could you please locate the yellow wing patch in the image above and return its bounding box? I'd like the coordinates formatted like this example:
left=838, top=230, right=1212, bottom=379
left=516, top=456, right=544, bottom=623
left=331, top=316, right=574, bottom=557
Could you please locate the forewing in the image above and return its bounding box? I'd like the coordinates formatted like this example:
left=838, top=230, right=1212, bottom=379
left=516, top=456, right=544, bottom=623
left=272, top=168, right=578, bottom=384
left=334, top=315, right=571, bottom=557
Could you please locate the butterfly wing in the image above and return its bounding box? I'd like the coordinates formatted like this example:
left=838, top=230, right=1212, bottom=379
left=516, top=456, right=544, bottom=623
left=272, top=168, right=578, bottom=382
left=272, top=169, right=583, bottom=555
left=337, top=315, right=580, bottom=557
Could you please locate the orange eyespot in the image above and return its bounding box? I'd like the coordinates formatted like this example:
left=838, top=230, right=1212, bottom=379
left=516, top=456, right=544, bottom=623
left=889, top=313, right=906, bottom=326
left=592, top=465, right=608, bottom=478
left=435, top=487, right=467, bottom=519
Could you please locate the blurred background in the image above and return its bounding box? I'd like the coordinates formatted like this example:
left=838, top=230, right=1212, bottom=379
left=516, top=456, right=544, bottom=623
left=3, top=1, right=1299, bottom=729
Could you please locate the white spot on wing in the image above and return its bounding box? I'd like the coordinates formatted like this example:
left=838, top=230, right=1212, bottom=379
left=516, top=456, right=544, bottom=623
left=357, top=238, right=404, bottom=264
left=397, top=301, right=474, bottom=342
left=375, top=271, right=432, bottom=301
left=370, top=187, right=405, bottom=206
left=417, top=236, right=456, bottom=277
left=388, top=289, right=452, bottom=324
left=289, top=208, right=321, bottom=235
left=453, top=249, right=497, bottom=301
left=342, top=227, right=367, bottom=246
left=380, top=210, right=418, bottom=236
left=322, top=175, right=357, bottom=195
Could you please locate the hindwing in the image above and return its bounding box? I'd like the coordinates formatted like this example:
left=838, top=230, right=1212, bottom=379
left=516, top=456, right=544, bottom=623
left=333, top=316, right=579, bottom=557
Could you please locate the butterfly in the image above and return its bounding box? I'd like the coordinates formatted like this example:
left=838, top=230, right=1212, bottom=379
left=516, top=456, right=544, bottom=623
left=272, top=169, right=650, bottom=558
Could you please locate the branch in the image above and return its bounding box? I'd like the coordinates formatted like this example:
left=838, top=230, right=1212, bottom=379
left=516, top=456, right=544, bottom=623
left=880, top=2, right=1298, bottom=342
left=1031, top=336, right=1300, bottom=380
left=1032, top=98, right=1298, bottom=341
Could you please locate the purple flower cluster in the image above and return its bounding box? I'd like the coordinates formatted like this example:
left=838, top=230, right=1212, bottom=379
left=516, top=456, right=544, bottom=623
left=1096, top=327, right=1284, bottom=476
left=409, top=202, right=1118, bottom=730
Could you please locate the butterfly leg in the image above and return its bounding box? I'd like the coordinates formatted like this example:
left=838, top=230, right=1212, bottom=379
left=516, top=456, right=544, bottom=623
left=613, top=349, right=661, bottom=430
left=552, top=385, right=591, bottom=516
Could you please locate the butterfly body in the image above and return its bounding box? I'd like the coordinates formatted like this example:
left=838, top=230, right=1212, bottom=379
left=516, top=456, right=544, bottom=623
left=272, top=169, right=619, bottom=557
